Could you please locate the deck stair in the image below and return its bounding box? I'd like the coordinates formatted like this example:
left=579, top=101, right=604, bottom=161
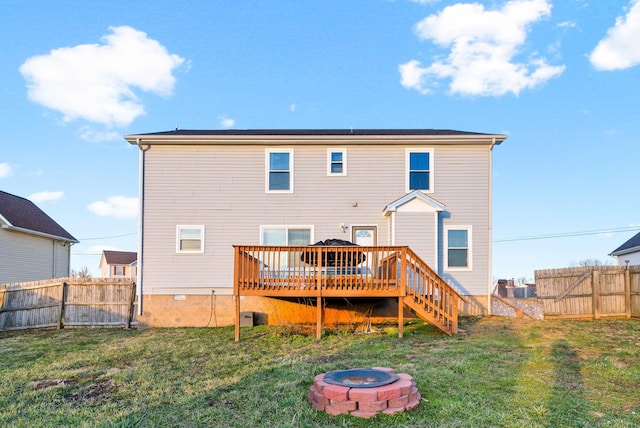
left=398, top=248, right=460, bottom=335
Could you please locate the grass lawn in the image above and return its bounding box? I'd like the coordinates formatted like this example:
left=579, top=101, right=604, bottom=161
left=1, top=317, right=639, bottom=427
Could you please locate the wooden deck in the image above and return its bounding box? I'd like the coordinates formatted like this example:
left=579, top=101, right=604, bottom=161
left=233, top=245, right=462, bottom=340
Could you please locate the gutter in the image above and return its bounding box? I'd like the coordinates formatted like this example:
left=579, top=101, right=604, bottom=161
left=1, top=224, right=79, bottom=244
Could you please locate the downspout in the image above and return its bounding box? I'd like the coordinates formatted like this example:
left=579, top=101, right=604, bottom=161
left=487, top=137, right=496, bottom=315
left=136, top=138, right=150, bottom=316
left=52, top=240, right=57, bottom=278
left=67, top=241, right=75, bottom=278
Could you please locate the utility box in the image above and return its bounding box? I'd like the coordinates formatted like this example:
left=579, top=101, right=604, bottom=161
left=240, top=311, right=255, bottom=327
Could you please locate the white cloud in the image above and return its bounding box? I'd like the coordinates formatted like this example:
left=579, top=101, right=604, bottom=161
left=20, top=26, right=184, bottom=127
left=28, top=191, right=64, bottom=203
left=400, top=0, right=565, bottom=96
left=558, top=21, right=576, bottom=28
left=0, top=163, right=11, bottom=178
left=290, top=103, right=297, bottom=112
left=79, top=127, right=121, bottom=143
left=219, top=116, right=235, bottom=128
left=589, top=0, right=640, bottom=70
left=409, top=0, right=440, bottom=4
left=88, top=196, right=138, bottom=219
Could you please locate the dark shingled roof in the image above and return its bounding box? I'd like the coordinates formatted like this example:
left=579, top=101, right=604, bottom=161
left=610, top=231, right=640, bottom=256
left=134, top=129, right=493, bottom=137
left=0, top=190, right=78, bottom=242
left=103, top=250, right=137, bottom=265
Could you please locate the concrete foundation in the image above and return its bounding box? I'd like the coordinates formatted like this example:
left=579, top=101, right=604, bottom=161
left=135, top=293, right=489, bottom=328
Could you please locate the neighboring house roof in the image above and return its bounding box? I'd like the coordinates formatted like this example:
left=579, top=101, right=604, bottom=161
left=609, top=231, right=640, bottom=256
left=102, top=250, right=137, bottom=265
left=0, top=190, right=78, bottom=243
left=125, top=129, right=507, bottom=146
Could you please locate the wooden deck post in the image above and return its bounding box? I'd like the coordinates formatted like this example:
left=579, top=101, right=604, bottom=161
left=234, top=246, right=241, bottom=341
left=398, top=296, right=404, bottom=338
left=451, top=293, right=459, bottom=334
left=316, top=247, right=323, bottom=340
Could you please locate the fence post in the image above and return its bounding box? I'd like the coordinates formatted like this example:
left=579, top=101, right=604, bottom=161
left=127, top=282, right=136, bottom=328
left=624, top=267, right=631, bottom=319
left=592, top=270, right=600, bottom=320
left=57, top=281, right=66, bottom=329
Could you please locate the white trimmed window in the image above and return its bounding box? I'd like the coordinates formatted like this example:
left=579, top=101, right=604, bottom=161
left=114, top=266, right=125, bottom=276
left=266, top=149, right=293, bottom=192
left=261, top=225, right=313, bottom=268
left=260, top=226, right=313, bottom=246
left=176, top=225, right=205, bottom=253
left=327, top=149, right=347, bottom=176
left=444, top=226, right=472, bottom=271
left=406, top=149, right=433, bottom=192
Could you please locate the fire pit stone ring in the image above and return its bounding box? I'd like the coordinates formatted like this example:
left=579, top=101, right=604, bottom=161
left=308, top=367, right=421, bottom=418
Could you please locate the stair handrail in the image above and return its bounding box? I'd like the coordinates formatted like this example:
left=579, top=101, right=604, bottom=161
left=402, top=247, right=462, bottom=334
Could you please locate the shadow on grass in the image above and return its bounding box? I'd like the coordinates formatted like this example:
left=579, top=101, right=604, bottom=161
left=546, top=340, right=590, bottom=427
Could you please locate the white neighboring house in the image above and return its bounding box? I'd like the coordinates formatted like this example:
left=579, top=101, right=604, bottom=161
left=0, top=190, right=78, bottom=284
left=99, top=250, right=137, bottom=278
left=609, top=232, right=640, bottom=266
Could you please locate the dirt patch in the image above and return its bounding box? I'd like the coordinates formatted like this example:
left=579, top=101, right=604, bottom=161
left=65, top=379, right=118, bottom=404
left=32, top=379, right=66, bottom=390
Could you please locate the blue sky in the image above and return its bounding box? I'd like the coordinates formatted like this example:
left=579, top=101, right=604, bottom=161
left=1, top=0, right=639, bottom=281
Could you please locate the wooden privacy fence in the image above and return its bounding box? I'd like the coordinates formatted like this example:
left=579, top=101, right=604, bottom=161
left=535, top=265, right=640, bottom=319
left=0, top=278, right=136, bottom=331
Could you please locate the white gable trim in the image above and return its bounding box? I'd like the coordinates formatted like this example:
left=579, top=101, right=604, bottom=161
left=383, top=190, right=445, bottom=216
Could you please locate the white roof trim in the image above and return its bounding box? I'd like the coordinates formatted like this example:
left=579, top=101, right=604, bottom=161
left=383, top=190, right=445, bottom=216
left=610, top=246, right=640, bottom=257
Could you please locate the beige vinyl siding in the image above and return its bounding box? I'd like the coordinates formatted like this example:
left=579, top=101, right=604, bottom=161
left=140, top=143, right=493, bottom=296
left=433, top=146, right=491, bottom=296
left=394, top=211, right=437, bottom=266
left=0, top=228, right=70, bottom=284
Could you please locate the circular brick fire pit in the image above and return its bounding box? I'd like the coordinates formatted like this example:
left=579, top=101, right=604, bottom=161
left=308, top=367, right=421, bottom=418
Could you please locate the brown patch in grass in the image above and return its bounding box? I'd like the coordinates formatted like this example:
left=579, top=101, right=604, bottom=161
left=32, top=379, right=65, bottom=390
left=65, top=379, right=118, bottom=404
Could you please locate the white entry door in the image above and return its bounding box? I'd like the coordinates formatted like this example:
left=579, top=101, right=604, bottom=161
left=352, top=226, right=377, bottom=246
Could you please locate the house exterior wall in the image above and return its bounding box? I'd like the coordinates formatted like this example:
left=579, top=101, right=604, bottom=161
left=0, top=228, right=71, bottom=284
left=615, top=252, right=640, bottom=266
left=137, top=141, right=494, bottom=318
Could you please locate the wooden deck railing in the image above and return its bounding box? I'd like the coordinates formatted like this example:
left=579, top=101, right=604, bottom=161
left=233, top=245, right=461, bottom=339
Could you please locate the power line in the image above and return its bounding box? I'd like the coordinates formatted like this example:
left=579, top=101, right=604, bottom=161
left=77, top=232, right=137, bottom=241
left=494, top=226, right=640, bottom=243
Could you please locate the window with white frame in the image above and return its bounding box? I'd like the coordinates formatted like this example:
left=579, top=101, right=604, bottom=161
left=266, top=149, right=293, bottom=192
left=445, top=226, right=472, bottom=270
left=261, top=226, right=313, bottom=246
left=176, top=225, right=205, bottom=253
left=114, top=266, right=125, bottom=276
left=327, top=149, right=347, bottom=176
left=406, top=149, right=433, bottom=192
left=261, top=225, right=313, bottom=268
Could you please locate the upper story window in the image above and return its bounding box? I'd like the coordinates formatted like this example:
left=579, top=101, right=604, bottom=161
left=445, top=226, right=472, bottom=271
left=114, top=266, right=125, bottom=276
left=406, top=149, right=433, bottom=192
left=327, top=149, right=347, bottom=176
left=176, top=225, right=205, bottom=253
left=266, top=149, right=293, bottom=193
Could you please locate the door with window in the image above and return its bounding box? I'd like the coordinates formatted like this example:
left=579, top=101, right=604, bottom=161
left=352, top=226, right=377, bottom=247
